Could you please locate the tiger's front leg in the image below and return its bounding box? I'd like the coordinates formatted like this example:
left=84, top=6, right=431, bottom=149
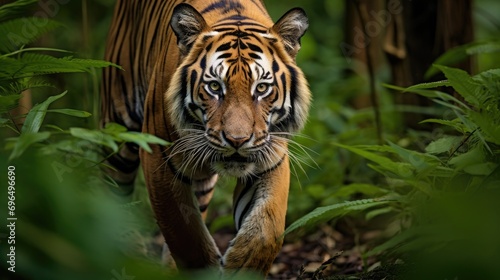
left=223, top=155, right=290, bottom=276
left=141, top=144, right=222, bottom=270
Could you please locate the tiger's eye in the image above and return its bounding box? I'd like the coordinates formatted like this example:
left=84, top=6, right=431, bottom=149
left=256, top=83, right=269, bottom=93
left=209, top=81, right=221, bottom=92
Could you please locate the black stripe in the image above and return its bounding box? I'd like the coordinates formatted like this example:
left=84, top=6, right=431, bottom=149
left=216, top=42, right=232, bottom=52
left=237, top=188, right=256, bottom=230
left=254, top=154, right=286, bottom=178
left=195, top=186, right=215, bottom=197
left=245, top=27, right=268, bottom=33
left=247, top=42, right=262, bottom=53
left=233, top=178, right=256, bottom=227
left=166, top=158, right=192, bottom=185
left=199, top=203, right=209, bottom=212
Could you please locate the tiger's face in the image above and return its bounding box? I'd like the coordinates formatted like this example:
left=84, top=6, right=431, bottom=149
left=167, top=4, right=310, bottom=177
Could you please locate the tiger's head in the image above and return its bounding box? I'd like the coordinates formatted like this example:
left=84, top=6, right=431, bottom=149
left=166, top=3, right=310, bottom=177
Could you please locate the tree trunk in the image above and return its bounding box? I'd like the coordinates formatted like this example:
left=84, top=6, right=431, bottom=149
left=384, top=0, right=474, bottom=127
left=344, top=0, right=475, bottom=128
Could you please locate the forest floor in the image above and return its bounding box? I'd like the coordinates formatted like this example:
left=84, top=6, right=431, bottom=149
left=211, top=217, right=397, bottom=280
left=129, top=215, right=402, bottom=279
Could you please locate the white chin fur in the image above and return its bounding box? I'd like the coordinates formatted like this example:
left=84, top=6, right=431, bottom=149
left=213, top=162, right=256, bottom=178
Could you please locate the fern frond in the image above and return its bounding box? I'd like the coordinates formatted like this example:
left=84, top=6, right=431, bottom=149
left=0, top=17, right=61, bottom=53
left=0, top=0, right=37, bottom=22
left=284, top=197, right=394, bottom=236
left=0, top=53, right=121, bottom=80
left=0, top=79, right=53, bottom=96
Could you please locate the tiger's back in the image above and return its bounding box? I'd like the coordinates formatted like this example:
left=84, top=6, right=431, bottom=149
left=101, top=0, right=310, bottom=275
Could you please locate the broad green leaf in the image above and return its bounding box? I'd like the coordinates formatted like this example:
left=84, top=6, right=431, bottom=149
left=22, top=91, right=66, bottom=134
left=420, top=119, right=465, bottom=133
left=117, top=132, right=169, bottom=153
left=469, top=111, right=500, bottom=145
left=425, top=136, right=462, bottom=154
left=368, top=163, right=414, bottom=180
left=406, top=80, right=450, bottom=90
left=334, top=143, right=414, bottom=178
left=425, top=45, right=471, bottom=78
left=434, top=65, right=482, bottom=107
left=424, top=41, right=500, bottom=78
left=365, top=206, right=394, bottom=220
left=449, top=145, right=485, bottom=170
left=466, top=41, right=500, bottom=55
left=46, top=109, right=92, bottom=118
left=334, top=143, right=397, bottom=167
left=284, top=197, right=394, bottom=236
left=384, top=83, right=468, bottom=110
left=102, top=122, right=127, bottom=134
left=9, top=131, right=50, bottom=160
left=388, top=141, right=440, bottom=173
left=463, top=162, right=497, bottom=176
left=70, top=127, right=118, bottom=152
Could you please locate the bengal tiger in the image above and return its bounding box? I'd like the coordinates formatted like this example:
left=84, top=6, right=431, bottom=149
left=101, top=0, right=310, bottom=276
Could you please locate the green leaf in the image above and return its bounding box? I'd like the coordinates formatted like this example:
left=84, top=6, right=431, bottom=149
left=284, top=197, right=394, bottom=236
left=384, top=83, right=468, bottom=110
left=469, top=111, right=500, bottom=146
left=463, top=162, right=498, bottom=176
left=434, top=65, right=482, bottom=107
left=334, top=143, right=413, bottom=178
left=425, top=45, right=469, bottom=78
left=117, top=132, right=169, bottom=153
left=46, top=109, right=92, bottom=118
left=70, top=127, right=118, bottom=152
left=466, top=41, right=500, bottom=55
left=365, top=206, right=394, bottom=221
left=406, top=80, right=450, bottom=90
left=22, top=91, right=66, bottom=134
left=449, top=145, right=485, bottom=170
left=425, top=136, right=462, bottom=154
left=0, top=54, right=122, bottom=80
left=419, top=119, right=465, bottom=133
left=388, top=141, right=440, bottom=173
left=102, top=122, right=127, bottom=134
left=0, top=0, right=37, bottom=22
left=9, top=131, right=50, bottom=160
left=424, top=41, right=500, bottom=78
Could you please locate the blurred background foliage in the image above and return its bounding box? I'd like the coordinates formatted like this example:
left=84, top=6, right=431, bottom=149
left=1, top=0, right=500, bottom=279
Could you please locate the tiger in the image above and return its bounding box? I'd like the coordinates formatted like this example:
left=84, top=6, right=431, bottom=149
left=100, top=0, right=310, bottom=276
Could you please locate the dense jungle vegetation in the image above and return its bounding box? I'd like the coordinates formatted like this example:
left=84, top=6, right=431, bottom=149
left=1, top=0, right=500, bottom=279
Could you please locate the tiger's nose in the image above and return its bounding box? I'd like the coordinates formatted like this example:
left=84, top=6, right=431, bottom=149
left=222, top=131, right=252, bottom=148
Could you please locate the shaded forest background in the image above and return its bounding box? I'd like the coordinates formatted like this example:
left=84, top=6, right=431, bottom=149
left=1, top=0, right=500, bottom=279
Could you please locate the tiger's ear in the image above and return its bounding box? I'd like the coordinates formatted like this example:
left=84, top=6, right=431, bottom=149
left=171, top=3, right=208, bottom=55
left=271, top=8, right=309, bottom=58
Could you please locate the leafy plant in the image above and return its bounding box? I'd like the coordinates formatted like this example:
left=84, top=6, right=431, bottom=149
left=285, top=48, right=500, bottom=277
left=0, top=3, right=171, bottom=279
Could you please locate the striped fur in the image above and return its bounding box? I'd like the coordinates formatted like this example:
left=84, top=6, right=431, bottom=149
left=101, top=0, right=310, bottom=275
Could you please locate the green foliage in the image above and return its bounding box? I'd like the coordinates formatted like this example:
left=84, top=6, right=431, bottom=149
left=286, top=62, right=500, bottom=277
left=284, top=197, right=395, bottom=236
